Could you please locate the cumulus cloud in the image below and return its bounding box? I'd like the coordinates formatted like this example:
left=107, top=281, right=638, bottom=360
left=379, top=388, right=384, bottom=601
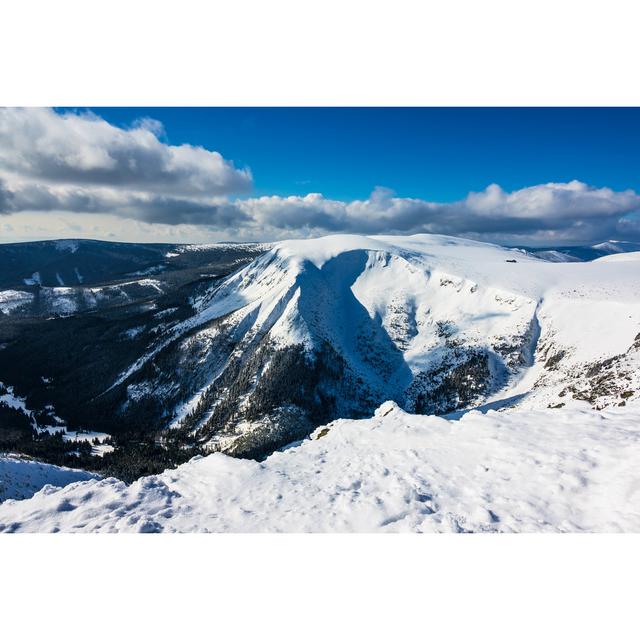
left=1, top=108, right=638, bottom=246
left=0, top=179, right=249, bottom=227
left=0, top=107, right=252, bottom=225
left=233, top=181, right=640, bottom=245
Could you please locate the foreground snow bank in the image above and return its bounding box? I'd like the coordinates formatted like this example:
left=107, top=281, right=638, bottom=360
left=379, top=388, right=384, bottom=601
left=0, top=455, right=99, bottom=503
left=2, top=402, right=640, bottom=532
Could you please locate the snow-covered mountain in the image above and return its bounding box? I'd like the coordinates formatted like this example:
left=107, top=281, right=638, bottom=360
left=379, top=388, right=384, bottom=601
left=111, top=234, right=640, bottom=457
left=0, top=239, right=269, bottom=318
left=2, top=233, right=640, bottom=532
left=0, top=238, right=270, bottom=290
left=2, top=401, right=639, bottom=532
left=524, top=239, right=640, bottom=262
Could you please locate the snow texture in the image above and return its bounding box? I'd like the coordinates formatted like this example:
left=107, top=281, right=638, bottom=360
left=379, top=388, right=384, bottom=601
left=3, top=233, right=640, bottom=532
left=2, top=402, right=640, bottom=532
left=176, top=233, right=640, bottom=416
left=0, top=455, right=98, bottom=503
left=0, top=290, right=34, bottom=314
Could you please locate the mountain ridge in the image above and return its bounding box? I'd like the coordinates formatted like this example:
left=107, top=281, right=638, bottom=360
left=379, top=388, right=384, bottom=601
left=111, top=233, right=640, bottom=457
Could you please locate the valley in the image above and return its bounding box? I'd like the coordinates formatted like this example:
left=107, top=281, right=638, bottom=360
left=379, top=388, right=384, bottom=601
left=1, top=233, right=639, bottom=520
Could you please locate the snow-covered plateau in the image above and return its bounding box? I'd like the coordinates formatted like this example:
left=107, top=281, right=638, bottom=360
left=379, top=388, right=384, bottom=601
left=1, top=401, right=640, bottom=532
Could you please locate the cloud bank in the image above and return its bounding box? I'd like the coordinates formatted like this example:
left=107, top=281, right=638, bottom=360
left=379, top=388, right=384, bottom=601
left=1, top=108, right=639, bottom=246
left=0, top=107, right=252, bottom=225
left=235, top=182, right=640, bottom=245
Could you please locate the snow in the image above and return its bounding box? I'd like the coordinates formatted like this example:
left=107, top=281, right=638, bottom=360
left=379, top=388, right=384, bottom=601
left=2, top=232, right=640, bottom=532
left=23, top=271, right=41, bottom=285
left=190, top=234, right=640, bottom=403
left=88, top=278, right=163, bottom=292
left=121, top=325, right=145, bottom=340
left=42, top=288, right=78, bottom=314
left=62, top=430, right=114, bottom=456
left=110, top=232, right=640, bottom=418
left=2, top=402, right=640, bottom=532
left=127, top=264, right=166, bottom=276
left=537, top=296, right=640, bottom=362
left=192, top=233, right=640, bottom=344
left=167, top=382, right=213, bottom=430
left=594, top=251, right=640, bottom=263
left=33, top=426, right=113, bottom=456
left=0, top=454, right=99, bottom=503
left=0, top=290, right=33, bottom=314
left=7, top=278, right=168, bottom=317
left=135, top=278, right=163, bottom=292
left=154, top=306, right=178, bottom=320
left=592, top=240, right=640, bottom=254
left=0, top=382, right=112, bottom=455
left=54, top=239, right=79, bottom=253
left=529, top=249, right=581, bottom=263
left=0, top=383, right=30, bottom=413
left=174, top=242, right=273, bottom=253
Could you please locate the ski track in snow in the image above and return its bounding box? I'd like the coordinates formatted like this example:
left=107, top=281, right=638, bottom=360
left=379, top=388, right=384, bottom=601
left=2, top=402, right=640, bottom=532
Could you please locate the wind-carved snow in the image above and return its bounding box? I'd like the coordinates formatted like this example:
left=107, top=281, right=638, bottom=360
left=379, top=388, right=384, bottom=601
left=2, top=401, right=640, bottom=532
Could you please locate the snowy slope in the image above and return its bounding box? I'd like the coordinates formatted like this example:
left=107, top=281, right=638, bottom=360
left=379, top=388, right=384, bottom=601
left=3, top=233, right=639, bottom=533
left=2, top=401, right=640, bottom=532
left=0, top=454, right=99, bottom=503
left=6, top=233, right=632, bottom=465
left=111, top=233, right=640, bottom=456
left=0, top=290, right=34, bottom=314
left=0, top=278, right=167, bottom=317
left=0, top=382, right=113, bottom=456
left=188, top=234, right=640, bottom=396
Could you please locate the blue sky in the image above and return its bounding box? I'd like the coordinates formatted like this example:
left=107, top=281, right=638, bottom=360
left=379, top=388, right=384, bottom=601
left=85, top=107, right=640, bottom=202
left=1, top=107, right=639, bottom=245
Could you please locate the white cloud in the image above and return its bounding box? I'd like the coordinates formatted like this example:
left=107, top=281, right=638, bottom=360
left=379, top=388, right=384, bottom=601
left=3, top=180, right=639, bottom=246
left=233, top=181, right=640, bottom=245
left=0, top=107, right=252, bottom=224
left=0, top=108, right=638, bottom=246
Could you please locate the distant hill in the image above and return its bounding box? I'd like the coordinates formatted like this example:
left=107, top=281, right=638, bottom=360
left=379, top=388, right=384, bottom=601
left=521, top=240, right=640, bottom=262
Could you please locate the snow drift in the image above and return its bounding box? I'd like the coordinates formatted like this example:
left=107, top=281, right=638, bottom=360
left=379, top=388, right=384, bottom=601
left=2, top=401, right=640, bottom=532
